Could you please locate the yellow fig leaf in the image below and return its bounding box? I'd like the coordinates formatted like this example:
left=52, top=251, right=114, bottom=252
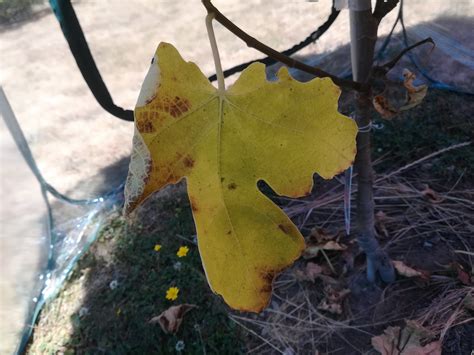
left=124, top=43, right=357, bottom=312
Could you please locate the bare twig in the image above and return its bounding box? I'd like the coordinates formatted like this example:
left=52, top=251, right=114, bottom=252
left=377, top=142, right=471, bottom=183
left=208, top=0, right=340, bottom=82
left=374, top=37, right=435, bottom=76
left=201, top=0, right=366, bottom=92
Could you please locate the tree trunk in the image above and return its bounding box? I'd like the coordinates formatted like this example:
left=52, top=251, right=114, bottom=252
left=349, top=0, right=395, bottom=282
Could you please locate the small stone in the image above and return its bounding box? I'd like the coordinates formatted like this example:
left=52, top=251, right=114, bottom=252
left=175, top=340, right=185, bottom=352
left=423, top=241, right=433, bottom=248
left=109, top=280, right=119, bottom=290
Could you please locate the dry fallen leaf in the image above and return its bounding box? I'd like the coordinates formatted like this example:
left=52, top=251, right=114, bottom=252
left=317, top=299, right=343, bottom=315
left=317, top=285, right=350, bottom=315
left=393, top=260, right=430, bottom=280
left=304, top=229, right=347, bottom=258
left=420, top=186, right=443, bottom=204
left=308, top=228, right=338, bottom=243
left=305, top=262, right=324, bottom=282
left=463, top=293, right=474, bottom=311
left=295, top=262, right=336, bottom=284
left=371, top=321, right=441, bottom=355
left=375, top=210, right=392, bottom=238
left=304, top=241, right=347, bottom=259
left=453, top=262, right=472, bottom=285
left=372, top=326, right=400, bottom=354
left=149, top=304, right=197, bottom=334
left=125, top=43, right=357, bottom=312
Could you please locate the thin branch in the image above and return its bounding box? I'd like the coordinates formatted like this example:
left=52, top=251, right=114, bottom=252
left=377, top=141, right=471, bottom=183
left=208, top=1, right=340, bottom=82
left=372, top=0, right=400, bottom=22
left=377, top=37, right=435, bottom=74
left=202, top=0, right=366, bottom=92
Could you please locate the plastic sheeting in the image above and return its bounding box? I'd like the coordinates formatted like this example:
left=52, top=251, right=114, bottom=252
left=0, top=88, right=124, bottom=354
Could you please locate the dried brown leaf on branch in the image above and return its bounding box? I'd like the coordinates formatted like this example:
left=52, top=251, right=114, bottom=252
left=371, top=321, right=441, bottom=355
left=373, top=69, right=428, bottom=120
left=373, top=94, right=399, bottom=119
left=401, top=69, right=428, bottom=111
left=149, top=304, right=197, bottom=334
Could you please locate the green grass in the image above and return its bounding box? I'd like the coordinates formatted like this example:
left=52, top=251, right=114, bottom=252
left=28, top=189, right=246, bottom=354
left=372, top=89, right=473, bottom=180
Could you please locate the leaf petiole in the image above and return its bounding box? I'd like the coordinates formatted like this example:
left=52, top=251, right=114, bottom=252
left=205, top=13, right=226, bottom=96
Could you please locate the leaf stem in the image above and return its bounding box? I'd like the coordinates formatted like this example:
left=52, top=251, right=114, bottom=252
left=205, top=12, right=226, bottom=94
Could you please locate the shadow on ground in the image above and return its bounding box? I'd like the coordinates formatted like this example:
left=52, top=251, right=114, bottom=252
left=0, top=2, right=51, bottom=33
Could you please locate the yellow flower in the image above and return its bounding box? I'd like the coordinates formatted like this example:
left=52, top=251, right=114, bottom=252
left=176, top=246, right=189, bottom=258
left=154, top=244, right=162, bottom=252
left=166, top=287, right=179, bottom=301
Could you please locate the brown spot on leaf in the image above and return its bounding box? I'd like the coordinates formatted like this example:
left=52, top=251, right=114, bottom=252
left=278, top=224, right=291, bottom=234
left=189, top=196, right=198, bottom=212
left=150, top=111, right=166, bottom=122
left=260, top=283, right=272, bottom=293
left=164, top=173, right=178, bottom=184
left=258, top=268, right=281, bottom=295
left=183, top=155, right=195, bottom=168
left=145, top=94, right=157, bottom=105
left=227, top=183, right=237, bottom=190
left=260, top=269, right=276, bottom=284
left=226, top=230, right=232, bottom=235
left=169, top=96, right=191, bottom=118
left=136, top=112, right=155, bottom=133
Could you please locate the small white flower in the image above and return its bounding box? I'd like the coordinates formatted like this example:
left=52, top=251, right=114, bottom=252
left=173, top=261, right=182, bottom=271
left=109, top=280, right=119, bottom=290
left=175, top=340, right=185, bottom=352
